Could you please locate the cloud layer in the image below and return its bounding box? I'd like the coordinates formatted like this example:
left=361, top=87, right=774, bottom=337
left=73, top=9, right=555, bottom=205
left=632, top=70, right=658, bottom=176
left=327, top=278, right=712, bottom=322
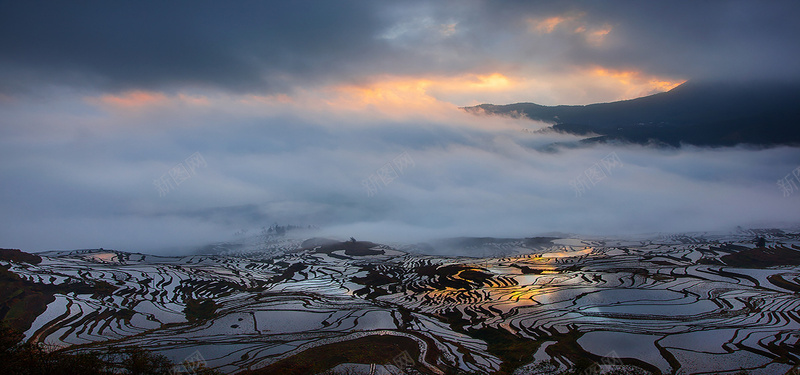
left=2, top=1, right=798, bottom=103
left=1, top=90, right=798, bottom=253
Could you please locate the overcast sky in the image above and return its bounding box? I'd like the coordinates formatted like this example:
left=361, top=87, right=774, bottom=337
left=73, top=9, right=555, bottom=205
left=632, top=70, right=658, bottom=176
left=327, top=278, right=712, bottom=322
left=1, top=1, right=799, bottom=253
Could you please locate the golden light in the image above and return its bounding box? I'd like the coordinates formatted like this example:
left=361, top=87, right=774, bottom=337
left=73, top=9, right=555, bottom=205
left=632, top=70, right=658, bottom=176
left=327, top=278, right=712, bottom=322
left=586, top=24, right=613, bottom=45
left=469, top=73, right=512, bottom=90
left=527, top=13, right=613, bottom=46
left=310, top=73, right=519, bottom=116
left=529, top=16, right=570, bottom=34
left=589, top=66, right=686, bottom=98
left=84, top=69, right=684, bottom=122
left=327, top=77, right=439, bottom=112
left=87, top=90, right=212, bottom=110
left=94, top=90, right=168, bottom=108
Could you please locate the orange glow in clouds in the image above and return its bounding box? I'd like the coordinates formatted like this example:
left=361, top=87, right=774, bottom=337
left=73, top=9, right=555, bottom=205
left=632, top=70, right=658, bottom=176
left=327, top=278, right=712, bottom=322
left=467, top=73, right=512, bottom=90
left=586, top=24, right=612, bottom=46
left=88, top=90, right=211, bottom=109
left=232, top=73, right=524, bottom=123
left=325, top=73, right=517, bottom=115
left=527, top=13, right=612, bottom=45
left=327, top=77, right=441, bottom=115
left=531, top=16, right=572, bottom=33
left=95, top=91, right=168, bottom=108
left=591, top=67, right=685, bottom=95
left=85, top=71, right=684, bottom=121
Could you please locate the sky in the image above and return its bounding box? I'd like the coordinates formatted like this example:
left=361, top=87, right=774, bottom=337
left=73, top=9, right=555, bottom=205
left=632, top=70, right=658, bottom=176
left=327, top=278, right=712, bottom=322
left=1, top=1, right=799, bottom=253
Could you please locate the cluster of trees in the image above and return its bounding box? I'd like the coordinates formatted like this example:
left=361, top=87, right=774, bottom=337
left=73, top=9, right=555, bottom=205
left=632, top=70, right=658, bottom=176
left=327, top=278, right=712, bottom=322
left=256, top=223, right=319, bottom=253
left=260, top=223, right=316, bottom=238
left=183, top=297, right=219, bottom=323
left=0, top=325, right=222, bottom=375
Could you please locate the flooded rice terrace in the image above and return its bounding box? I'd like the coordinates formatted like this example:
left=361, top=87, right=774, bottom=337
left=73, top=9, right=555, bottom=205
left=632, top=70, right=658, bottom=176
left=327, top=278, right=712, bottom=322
left=4, top=230, right=800, bottom=374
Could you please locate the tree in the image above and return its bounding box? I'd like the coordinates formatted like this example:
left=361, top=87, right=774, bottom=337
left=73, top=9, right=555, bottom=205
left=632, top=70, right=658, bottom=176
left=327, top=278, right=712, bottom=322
left=0, top=324, right=225, bottom=375
left=120, top=347, right=173, bottom=375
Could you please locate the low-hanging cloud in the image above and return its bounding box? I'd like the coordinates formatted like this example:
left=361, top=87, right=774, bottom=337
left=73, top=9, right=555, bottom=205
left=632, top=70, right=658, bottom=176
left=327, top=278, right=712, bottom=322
left=1, top=88, right=798, bottom=254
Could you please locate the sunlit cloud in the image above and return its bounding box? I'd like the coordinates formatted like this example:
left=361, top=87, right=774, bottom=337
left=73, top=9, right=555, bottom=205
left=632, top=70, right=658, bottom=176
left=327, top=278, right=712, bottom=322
left=87, top=90, right=211, bottom=110
left=589, top=66, right=686, bottom=97
left=584, top=24, right=612, bottom=45
left=529, top=15, right=574, bottom=34
left=77, top=68, right=684, bottom=128
left=425, top=69, right=683, bottom=106
left=92, top=90, right=168, bottom=108
left=326, top=78, right=443, bottom=117
left=237, top=74, right=517, bottom=121
left=527, top=13, right=612, bottom=46
left=466, top=73, right=513, bottom=90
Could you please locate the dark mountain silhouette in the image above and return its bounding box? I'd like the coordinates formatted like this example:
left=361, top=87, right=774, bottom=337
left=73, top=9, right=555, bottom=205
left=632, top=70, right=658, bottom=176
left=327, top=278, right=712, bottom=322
left=465, top=80, right=800, bottom=147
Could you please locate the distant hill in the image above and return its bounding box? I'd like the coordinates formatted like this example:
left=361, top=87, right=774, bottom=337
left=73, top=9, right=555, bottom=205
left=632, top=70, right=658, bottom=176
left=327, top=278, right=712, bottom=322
left=465, top=80, right=800, bottom=147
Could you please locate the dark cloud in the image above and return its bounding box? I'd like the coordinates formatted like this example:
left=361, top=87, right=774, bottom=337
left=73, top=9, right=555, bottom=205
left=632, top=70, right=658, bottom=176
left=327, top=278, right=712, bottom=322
left=441, top=1, right=800, bottom=82
left=0, top=1, right=388, bottom=93
left=2, top=1, right=799, bottom=96
left=571, top=0, right=800, bottom=81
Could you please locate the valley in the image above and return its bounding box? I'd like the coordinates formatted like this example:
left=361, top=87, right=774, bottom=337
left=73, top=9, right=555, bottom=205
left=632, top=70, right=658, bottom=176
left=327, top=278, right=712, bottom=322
left=3, top=231, right=800, bottom=374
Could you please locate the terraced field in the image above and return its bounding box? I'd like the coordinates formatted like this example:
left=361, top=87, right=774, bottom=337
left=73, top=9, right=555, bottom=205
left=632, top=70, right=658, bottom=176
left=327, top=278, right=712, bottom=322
left=2, top=231, right=800, bottom=374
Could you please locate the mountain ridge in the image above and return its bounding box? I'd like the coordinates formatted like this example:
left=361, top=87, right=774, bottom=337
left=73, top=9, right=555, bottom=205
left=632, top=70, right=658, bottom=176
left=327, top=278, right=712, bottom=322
left=465, top=80, right=800, bottom=147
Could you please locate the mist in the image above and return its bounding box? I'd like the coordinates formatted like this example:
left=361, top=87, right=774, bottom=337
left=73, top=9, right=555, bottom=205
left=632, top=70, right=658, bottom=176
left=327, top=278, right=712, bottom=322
left=1, top=90, right=797, bottom=254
